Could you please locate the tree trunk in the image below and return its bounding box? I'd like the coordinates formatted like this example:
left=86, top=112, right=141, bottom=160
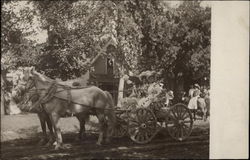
left=173, top=73, right=185, bottom=103
left=1, top=71, right=8, bottom=115
left=1, top=89, right=5, bottom=115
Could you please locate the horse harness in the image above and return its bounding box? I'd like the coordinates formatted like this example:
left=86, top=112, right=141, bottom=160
left=41, top=81, right=72, bottom=106
left=23, top=78, right=114, bottom=114
left=26, top=80, right=80, bottom=112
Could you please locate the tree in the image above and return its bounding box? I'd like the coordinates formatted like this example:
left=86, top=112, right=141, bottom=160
left=121, top=1, right=211, bottom=92
left=2, top=0, right=210, bottom=93
left=1, top=1, right=40, bottom=97
left=32, top=1, right=121, bottom=80
left=1, top=1, right=37, bottom=70
left=161, top=1, right=211, bottom=91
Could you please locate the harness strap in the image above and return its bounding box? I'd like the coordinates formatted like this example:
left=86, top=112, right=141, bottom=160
left=40, top=81, right=57, bottom=104
left=43, top=82, right=72, bottom=106
left=63, top=85, right=72, bottom=106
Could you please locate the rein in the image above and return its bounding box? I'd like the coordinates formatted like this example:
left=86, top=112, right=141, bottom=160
left=21, top=75, right=113, bottom=112
left=24, top=78, right=73, bottom=108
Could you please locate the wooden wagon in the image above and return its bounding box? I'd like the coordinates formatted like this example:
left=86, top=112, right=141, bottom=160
left=111, top=94, right=194, bottom=144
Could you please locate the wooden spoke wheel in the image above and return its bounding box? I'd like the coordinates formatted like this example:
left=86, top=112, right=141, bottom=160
left=111, top=110, right=128, bottom=138
left=128, top=108, right=157, bottom=144
left=166, top=103, right=193, bottom=141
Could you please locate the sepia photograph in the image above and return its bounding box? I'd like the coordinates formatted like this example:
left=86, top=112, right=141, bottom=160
left=0, top=0, right=248, bottom=159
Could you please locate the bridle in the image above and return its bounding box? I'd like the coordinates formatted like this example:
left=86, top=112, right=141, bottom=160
left=20, top=89, right=39, bottom=106
left=24, top=77, right=36, bottom=91
left=17, top=77, right=48, bottom=112
left=13, top=77, right=38, bottom=106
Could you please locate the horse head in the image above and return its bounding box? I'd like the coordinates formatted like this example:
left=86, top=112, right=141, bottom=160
left=11, top=83, right=41, bottom=113
left=19, top=90, right=41, bottom=112
left=20, top=66, right=53, bottom=91
left=11, top=76, right=35, bottom=101
left=11, top=67, right=37, bottom=109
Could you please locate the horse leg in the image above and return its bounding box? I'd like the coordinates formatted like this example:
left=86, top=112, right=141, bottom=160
left=193, top=109, right=196, bottom=121
left=37, top=113, right=48, bottom=145
left=105, top=115, right=111, bottom=143
left=45, top=112, right=55, bottom=146
left=96, top=111, right=107, bottom=145
left=76, top=114, right=86, bottom=141
left=79, top=120, right=86, bottom=140
left=105, top=112, right=116, bottom=143
left=50, top=113, right=63, bottom=150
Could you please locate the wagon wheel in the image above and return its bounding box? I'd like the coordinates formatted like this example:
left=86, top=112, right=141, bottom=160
left=111, top=110, right=128, bottom=138
left=166, top=103, right=193, bottom=141
left=128, top=108, right=158, bottom=144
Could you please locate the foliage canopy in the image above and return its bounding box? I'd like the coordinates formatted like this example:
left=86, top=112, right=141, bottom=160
left=1, top=0, right=210, bottom=86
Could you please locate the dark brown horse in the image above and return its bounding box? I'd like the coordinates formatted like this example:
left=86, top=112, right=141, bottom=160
left=11, top=78, right=55, bottom=146
left=19, top=89, right=55, bottom=146
left=12, top=67, right=116, bottom=150
left=13, top=84, right=90, bottom=146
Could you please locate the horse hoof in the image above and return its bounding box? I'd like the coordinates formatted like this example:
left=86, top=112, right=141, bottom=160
left=105, top=139, right=110, bottom=144
left=45, top=140, right=54, bottom=147
left=55, top=144, right=64, bottom=150
left=45, top=142, right=51, bottom=147
left=75, top=137, right=81, bottom=141
left=37, top=139, right=47, bottom=146
left=96, top=142, right=102, bottom=146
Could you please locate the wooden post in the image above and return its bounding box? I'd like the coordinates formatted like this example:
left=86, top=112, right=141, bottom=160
left=117, top=66, right=126, bottom=108
left=1, top=73, right=6, bottom=115
left=117, top=76, right=124, bottom=108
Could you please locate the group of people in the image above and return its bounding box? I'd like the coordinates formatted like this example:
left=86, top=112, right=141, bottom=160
left=123, top=70, right=175, bottom=109
left=120, top=71, right=168, bottom=110
left=187, top=83, right=210, bottom=120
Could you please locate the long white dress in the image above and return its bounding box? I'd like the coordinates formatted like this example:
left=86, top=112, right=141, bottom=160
left=188, top=96, right=199, bottom=110
left=188, top=89, right=200, bottom=110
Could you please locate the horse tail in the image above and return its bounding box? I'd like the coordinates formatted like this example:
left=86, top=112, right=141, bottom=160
left=104, top=91, right=116, bottom=125
left=104, top=91, right=115, bottom=109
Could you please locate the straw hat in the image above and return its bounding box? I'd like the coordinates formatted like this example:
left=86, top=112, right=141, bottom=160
left=194, top=83, right=200, bottom=89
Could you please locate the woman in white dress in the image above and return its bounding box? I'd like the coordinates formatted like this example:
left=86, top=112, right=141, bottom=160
left=188, top=84, right=200, bottom=120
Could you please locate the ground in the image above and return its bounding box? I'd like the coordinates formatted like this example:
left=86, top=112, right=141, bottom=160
left=1, top=114, right=209, bottom=159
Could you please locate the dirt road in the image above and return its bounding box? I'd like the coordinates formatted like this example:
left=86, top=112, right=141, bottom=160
left=1, top=124, right=209, bottom=160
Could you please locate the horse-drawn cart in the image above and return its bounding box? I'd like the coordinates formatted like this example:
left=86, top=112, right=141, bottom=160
left=112, top=99, right=194, bottom=144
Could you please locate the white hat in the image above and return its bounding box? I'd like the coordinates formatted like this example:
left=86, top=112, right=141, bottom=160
left=126, top=80, right=133, bottom=84
left=194, top=84, right=200, bottom=89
